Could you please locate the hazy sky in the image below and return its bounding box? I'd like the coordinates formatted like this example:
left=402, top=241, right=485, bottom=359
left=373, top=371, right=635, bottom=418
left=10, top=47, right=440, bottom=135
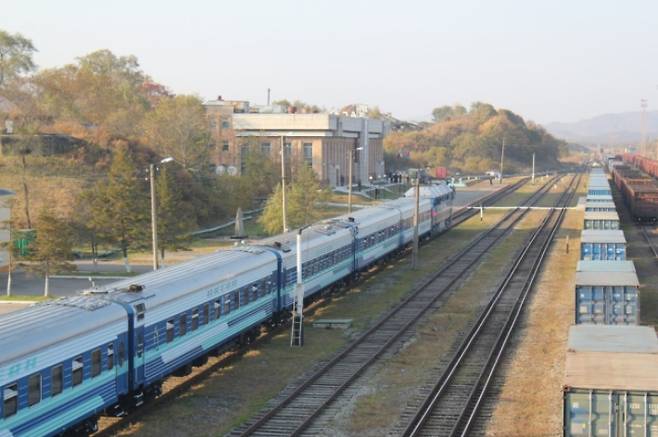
left=3, top=0, right=657, bottom=124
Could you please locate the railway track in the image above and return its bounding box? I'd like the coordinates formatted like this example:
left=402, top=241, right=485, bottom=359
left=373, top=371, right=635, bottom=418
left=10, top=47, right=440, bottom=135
left=233, top=175, right=565, bottom=437
left=399, top=173, right=580, bottom=437
left=93, top=178, right=531, bottom=437
left=639, top=225, right=658, bottom=258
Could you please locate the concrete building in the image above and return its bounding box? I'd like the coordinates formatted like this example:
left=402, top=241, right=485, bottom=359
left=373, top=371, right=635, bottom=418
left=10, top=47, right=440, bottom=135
left=204, top=98, right=388, bottom=187
left=0, top=189, right=14, bottom=269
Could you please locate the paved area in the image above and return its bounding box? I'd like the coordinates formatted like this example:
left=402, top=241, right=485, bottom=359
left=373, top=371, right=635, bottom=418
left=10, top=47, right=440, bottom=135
left=453, top=178, right=518, bottom=207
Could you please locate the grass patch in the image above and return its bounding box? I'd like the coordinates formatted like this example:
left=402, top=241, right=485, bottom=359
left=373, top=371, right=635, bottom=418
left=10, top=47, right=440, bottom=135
left=0, top=295, right=52, bottom=302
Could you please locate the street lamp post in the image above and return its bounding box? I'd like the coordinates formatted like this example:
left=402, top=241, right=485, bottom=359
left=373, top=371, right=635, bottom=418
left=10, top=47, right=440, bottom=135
left=280, top=136, right=288, bottom=233
left=149, top=157, right=174, bottom=271
left=347, top=146, right=363, bottom=214
left=291, top=226, right=309, bottom=347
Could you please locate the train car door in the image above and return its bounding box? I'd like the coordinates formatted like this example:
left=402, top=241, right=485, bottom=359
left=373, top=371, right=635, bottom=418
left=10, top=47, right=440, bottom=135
left=133, top=301, right=146, bottom=387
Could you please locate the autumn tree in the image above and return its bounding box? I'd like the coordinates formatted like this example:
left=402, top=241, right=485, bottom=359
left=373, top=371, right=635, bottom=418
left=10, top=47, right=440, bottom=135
left=0, top=29, right=36, bottom=87
left=89, top=146, right=148, bottom=272
left=259, top=164, right=329, bottom=235
left=27, top=209, right=75, bottom=297
left=142, top=95, right=210, bottom=171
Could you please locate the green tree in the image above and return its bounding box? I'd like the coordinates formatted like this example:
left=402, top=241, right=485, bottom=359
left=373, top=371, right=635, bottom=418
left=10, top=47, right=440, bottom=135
left=259, top=183, right=287, bottom=235
left=142, top=95, right=210, bottom=171
left=156, top=166, right=195, bottom=262
left=27, top=209, right=75, bottom=297
left=89, top=146, right=148, bottom=272
left=259, top=164, right=329, bottom=235
left=0, top=29, right=36, bottom=87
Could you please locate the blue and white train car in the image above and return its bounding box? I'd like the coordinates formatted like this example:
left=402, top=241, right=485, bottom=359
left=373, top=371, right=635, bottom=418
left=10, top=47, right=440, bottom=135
left=0, top=296, right=129, bottom=436
left=98, top=247, right=280, bottom=394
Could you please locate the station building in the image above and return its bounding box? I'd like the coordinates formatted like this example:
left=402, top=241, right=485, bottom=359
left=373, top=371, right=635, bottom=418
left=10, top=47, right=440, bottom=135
left=204, top=97, right=388, bottom=187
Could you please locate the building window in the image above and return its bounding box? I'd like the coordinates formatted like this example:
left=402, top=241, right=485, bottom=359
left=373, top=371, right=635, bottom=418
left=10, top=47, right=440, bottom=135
left=3, top=383, right=18, bottom=418
left=240, top=145, right=249, bottom=173
left=303, top=143, right=313, bottom=166
left=261, top=142, right=271, bottom=155
left=72, top=356, right=83, bottom=386
left=28, top=373, right=41, bottom=406
left=221, top=120, right=230, bottom=129
left=222, top=141, right=229, bottom=151
left=284, top=142, right=292, bottom=156
left=91, top=349, right=101, bottom=377
left=51, top=365, right=63, bottom=396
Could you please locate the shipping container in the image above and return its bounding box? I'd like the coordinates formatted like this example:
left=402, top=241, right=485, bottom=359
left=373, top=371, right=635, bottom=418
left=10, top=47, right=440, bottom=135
left=563, top=325, right=658, bottom=437
left=584, top=201, right=617, bottom=212
left=575, top=265, right=639, bottom=324
left=580, top=230, right=627, bottom=260
left=434, top=166, right=448, bottom=179
left=584, top=211, right=620, bottom=230
left=586, top=194, right=614, bottom=203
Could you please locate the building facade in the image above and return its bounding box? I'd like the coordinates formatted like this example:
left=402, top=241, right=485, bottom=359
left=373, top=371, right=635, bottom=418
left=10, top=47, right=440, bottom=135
left=204, top=98, right=387, bottom=186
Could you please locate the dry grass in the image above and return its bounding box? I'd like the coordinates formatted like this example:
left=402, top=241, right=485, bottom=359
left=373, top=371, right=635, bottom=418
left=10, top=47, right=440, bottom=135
left=484, top=175, right=586, bottom=436
left=344, top=213, right=543, bottom=435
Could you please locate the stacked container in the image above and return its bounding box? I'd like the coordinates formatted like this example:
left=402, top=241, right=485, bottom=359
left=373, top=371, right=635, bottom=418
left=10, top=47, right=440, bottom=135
left=580, top=230, right=626, bottom=260
left=563, top=325, right=658, bottom=436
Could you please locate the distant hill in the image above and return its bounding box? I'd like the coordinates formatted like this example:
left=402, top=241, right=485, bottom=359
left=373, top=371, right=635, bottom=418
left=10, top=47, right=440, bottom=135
left=545, top=111, right=658, bottom=146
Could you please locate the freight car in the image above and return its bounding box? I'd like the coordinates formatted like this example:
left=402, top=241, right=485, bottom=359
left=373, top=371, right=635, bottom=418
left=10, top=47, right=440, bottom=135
left=0, top=183, right=455, bottom=436
left=612, top=162, right=658, bottom=221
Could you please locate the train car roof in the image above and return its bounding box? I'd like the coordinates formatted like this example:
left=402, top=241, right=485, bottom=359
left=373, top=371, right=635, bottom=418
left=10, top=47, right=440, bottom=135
left=404, top=183, right=453, bottom=199
left=0, top=296, right=126, bottom=366
left=88, top=248, right=277, bottom=307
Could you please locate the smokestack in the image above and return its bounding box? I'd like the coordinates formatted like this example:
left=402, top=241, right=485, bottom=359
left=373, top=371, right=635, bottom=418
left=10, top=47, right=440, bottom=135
left=267, top=88, right=271, bottom=106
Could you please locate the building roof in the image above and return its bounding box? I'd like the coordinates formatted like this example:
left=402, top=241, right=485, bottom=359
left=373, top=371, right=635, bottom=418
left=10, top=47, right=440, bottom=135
left=576, top=260, right=636, bottom=273
left=564, top=325, right=658, bottom=391
left=580, top=229, right=626, bottom=243
left=584, top=211, right=620, bottom=220
left=575, top=270, right=639, bottom=286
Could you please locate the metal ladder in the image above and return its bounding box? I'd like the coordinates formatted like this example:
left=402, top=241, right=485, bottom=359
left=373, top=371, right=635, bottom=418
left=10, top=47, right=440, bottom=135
left=290, top=310, right=304, bottom=347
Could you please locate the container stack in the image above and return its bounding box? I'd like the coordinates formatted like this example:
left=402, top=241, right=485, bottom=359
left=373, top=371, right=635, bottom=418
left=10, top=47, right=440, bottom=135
left=563, top=164, right=657, bottom=436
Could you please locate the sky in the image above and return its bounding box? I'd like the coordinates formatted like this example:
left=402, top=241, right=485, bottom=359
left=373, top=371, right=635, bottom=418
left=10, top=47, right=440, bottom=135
left=2, top=0, right=658, bottom=124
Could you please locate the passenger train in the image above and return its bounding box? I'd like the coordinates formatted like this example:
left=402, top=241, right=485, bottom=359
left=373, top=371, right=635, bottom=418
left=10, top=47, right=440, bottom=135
left=0, top=182, right=454, bottom=436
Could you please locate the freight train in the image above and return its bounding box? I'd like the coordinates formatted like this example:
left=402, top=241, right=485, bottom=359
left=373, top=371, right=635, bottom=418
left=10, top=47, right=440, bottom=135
left=610, top=154, right=658, bottom=221
left=0, top=183, right=455, bottom=436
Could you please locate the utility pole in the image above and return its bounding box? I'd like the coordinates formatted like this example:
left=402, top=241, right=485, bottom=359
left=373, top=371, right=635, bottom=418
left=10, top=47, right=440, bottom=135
left=149, top=163, right=159, bottom=270
left=499, top=136, right=506, bottom=184
left=411, top=171, right=420, bottom=269
left=532, top=153, right=536, bottom=184
left=6, top=218, right=12, bottom=296
left=347, top=146, right=363, bottom=214
left=291, top=227, right=306, bottom=347
left=280, top=136, right=288, bottom=232
left=641, top=99, right=648, bottom=156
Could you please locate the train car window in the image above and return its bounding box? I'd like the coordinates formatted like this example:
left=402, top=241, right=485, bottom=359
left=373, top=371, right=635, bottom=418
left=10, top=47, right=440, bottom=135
left=135, top=303, right=146, bottom=321
left=91, top=349, right=102, bottom=377
left=51, top=365, right=63, bottom=396
left=107, top=344, right=115, bottom=370
left=191, top=309, right=199, bottom=331
left=166, top=321, right=175, bottom=342
left=3, top=383, right=18, bottom=418
left=28, top=373, right=41, bottom=406
left=241, top=288, right=248, bottom=306
left=137, top=334, right=144, bottom=357
left=180, top=314, right=187, bottom=336
left=232, top=291, right=239, bottom=311
left=118, top=342, right=125, bottom=366
left=203, top=304, right=209, bottom=324
left=214, top=300, right=221, bottom=319
left=72, top=356, right=84, bottom=386
left=250, top=284, right=258, bottom=301
left=223, top=295, right=232, bottom=316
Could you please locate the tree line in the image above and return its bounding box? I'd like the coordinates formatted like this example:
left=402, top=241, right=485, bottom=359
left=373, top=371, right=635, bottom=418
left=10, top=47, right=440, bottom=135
left=385, top=102, right=568, bottom=174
